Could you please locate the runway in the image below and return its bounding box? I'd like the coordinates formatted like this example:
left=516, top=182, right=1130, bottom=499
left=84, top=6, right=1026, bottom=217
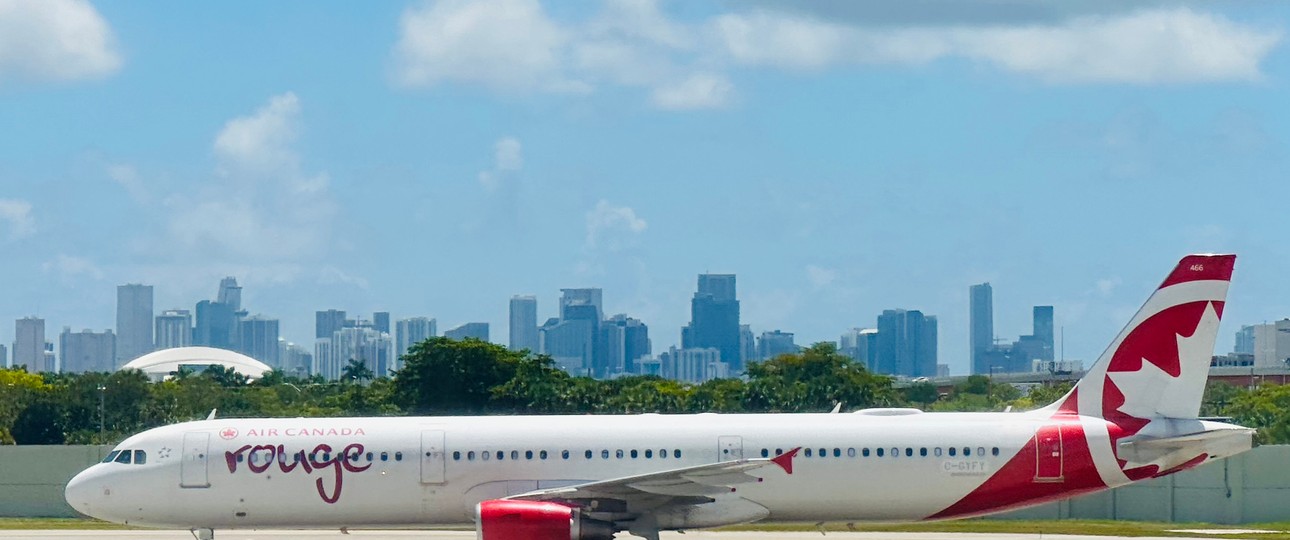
left=0, top=531, right=1259, bottom=540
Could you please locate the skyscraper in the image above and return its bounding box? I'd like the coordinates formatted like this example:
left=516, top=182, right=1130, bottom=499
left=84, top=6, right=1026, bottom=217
left=757, top=330, right=798, bottom=360
left=60, top=328, right=116, bottom=373
left=1031, top=305, right=1055, bottom=361
left=739, top=324, right=755, bottom=367
left=0, top=344, right=6, bottom=368
left=316, top=310, right=347, bottom=340
left=840, top=328, right=879, bottom=371
left=445, top=323, right=489, bottom=341
left=509, top=296, right=539, bottom=352
left=194, top=300, right=236, bottom=350
left=600, top=314, right=650, bottom=378
left=396, top=317, right=436, bottom=360
left=14, top=317, right=45, bottom=373
left=217, top=277, right=242, bottom=312
left=319, top=326, right=394, bottom=380
left=237, top=316, right=281, bottom=367
left=373, top=312, right=391, bottom=335
left=876, top=309, right=937, bottom=378
left=682, top=274, right=742, bottom=373
left=116, top=284, right=154, bottom=366
left=155, top=310, right=193, bottom=350
left=541, top=289, right=603, bottom=375
left=559, top=288, right=603, bottom=321
left=969, top=283, right=993, bottom=375
left=1236, top=325, right=1256, bottom=355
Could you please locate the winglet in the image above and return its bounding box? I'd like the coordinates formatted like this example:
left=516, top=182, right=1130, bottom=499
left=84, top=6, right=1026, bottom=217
left=771, top=447, right=801, bottom=475
left=206, top=409, right=218, bottom=421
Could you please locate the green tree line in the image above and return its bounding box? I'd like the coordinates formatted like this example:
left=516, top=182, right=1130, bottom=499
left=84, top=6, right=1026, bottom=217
left=1, top=337, right=1285, bottom=445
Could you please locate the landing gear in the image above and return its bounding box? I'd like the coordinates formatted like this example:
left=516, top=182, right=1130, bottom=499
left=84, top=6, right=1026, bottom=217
left=190, top=528, right=214, bottom=540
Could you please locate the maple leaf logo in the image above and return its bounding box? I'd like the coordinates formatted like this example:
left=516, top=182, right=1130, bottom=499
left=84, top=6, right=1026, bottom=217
left=219, top=427, right=239, bottom=440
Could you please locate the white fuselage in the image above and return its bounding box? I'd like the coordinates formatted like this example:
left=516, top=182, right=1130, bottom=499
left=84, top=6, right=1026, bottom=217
left=64, top=408, right=1220, bottom=530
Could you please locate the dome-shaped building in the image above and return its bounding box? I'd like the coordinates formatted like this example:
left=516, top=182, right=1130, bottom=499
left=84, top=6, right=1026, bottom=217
left=120, top=347, right=271, bottom=381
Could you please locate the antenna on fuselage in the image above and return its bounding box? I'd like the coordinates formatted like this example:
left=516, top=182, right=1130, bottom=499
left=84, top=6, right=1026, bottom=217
left=206, top=409, right=218, bottom=421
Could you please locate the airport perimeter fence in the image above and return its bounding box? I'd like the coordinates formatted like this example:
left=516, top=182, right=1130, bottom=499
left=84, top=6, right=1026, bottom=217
left=2, top=444, right=1288, bottom=523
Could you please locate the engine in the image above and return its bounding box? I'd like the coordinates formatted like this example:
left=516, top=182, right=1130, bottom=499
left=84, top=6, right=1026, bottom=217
left=476, top=500, right=616, bottom=540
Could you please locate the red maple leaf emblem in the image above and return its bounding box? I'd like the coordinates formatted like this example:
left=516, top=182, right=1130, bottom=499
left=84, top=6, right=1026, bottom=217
left=219, top=427, right=239, bottom=440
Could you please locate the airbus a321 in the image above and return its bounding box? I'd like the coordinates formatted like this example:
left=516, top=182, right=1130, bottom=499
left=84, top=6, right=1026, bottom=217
left=65, top=254, right=1253, bottom=540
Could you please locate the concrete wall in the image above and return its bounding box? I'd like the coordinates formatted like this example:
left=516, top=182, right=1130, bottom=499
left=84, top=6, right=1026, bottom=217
left=4, top=444, right=1290, bottom=522
left=0, top=445, right=110, bottom=518
left=998, top=445, right=1290, bottom=523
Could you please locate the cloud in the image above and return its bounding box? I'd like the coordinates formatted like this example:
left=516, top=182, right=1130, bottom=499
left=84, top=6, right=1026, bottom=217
left=106, top=163, right=149, bottom=203
left=651, top=73, right=733, bottom=110
left=167, top=92, right=336, bottom=262
left=585, top=200, right=647, bottom=250
left=0, top=198, right=35, bottom=239
left=713, top=8, right=1281, bottom=84
left=0, top=0, right=121, bottom=82
left=42, top=254, right=104, bottom=281
left=478, top=136, right=523, bottom=191
left=805, top=265, right=838, bottom=288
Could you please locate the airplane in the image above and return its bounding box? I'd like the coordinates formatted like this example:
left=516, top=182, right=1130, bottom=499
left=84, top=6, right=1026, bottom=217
left=65, top=254, right=1253, bottom=540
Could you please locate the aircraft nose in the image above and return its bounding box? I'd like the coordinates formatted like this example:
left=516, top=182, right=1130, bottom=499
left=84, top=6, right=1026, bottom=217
left=64, top=467, right=104, bottom=519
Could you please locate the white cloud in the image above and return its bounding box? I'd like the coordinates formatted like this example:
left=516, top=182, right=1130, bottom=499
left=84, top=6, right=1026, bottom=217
left=167, top=92, right=336, bottom=262
left=106, top=163, right=149, bottom=203
left=42, top=254, right=104, bottom=281
left=651, top=73, right=733, bottom=110
left=714, top=8, right=1281, bottom=84
left=478, top=136, right=524, bottom=191
left=585, top=199, right=647, bottom=249
left=393, top=0, right=581, bottom=93
left=0, top=0, right=121, bottom=82
left=0, top=198, right=35, bottom=239
left=805, top=265, right=838, bottom=288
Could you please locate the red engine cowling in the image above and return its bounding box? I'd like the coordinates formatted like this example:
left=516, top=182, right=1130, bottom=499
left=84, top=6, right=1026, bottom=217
left=476, top=500, right=615, bottom=540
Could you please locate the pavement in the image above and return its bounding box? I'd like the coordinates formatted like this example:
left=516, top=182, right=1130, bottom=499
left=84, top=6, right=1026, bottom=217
left=0, top=531, right=1264, bottom=540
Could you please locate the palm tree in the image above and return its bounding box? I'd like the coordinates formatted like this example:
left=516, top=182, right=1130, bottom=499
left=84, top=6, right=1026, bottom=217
left=341, top=359, right=375, bottom=385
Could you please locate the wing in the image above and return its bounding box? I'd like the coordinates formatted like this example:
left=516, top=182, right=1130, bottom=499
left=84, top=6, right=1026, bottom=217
left=506, top=448, right=800, bottom=522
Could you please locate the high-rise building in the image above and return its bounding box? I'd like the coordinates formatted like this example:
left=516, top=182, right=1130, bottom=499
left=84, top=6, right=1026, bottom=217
left=217, top=277, right=242, bottom=312
left=41, top=342, right=56, bottom=374
left=155, top=310, right=193, bottom=350
left=739, top=325, right=755, bottom=367
left=396, top=317, right=437, bottom=361
left=373, top=312, right=391, bottom=334
left=559, top=288, right=603, bottom=321
left=315, top=326, right=393, bottom=380
left=1033, top=305, right=1054, bottom=358
left=0, top=344, right=7, bottom=368
left=1236, top=325, right=1256, bottom=355
left=600, top=314, right=649, bottom=378
left=60, top=328, right=116, bottom=373
left=237, top=316, right=281, bottom=367
left=445, top=322, right=489, bottom=341
left=757, top=330, right=798, bottom=361
left=875, top=309, right=937, bottom=378
left=1253, top=319, right=1290, bottom=368
left=840, top=328, right=880, bottom=371
left=509, top=296, right=539, bottom=352
left=14, top=317, right=45, bottom=373
left=969, top=283, right=993, bottom=375
left=660, top=346, right=724, bottom=383
left=541, top=289, right=603, bottom=375
left=279, top=340, right=313, bottom=377
left=682, top=274, right=741, bottom=373
left=316, top=310, right=347, bottom=340
left=116, top=284, right=154, bottom=366
left=194, top=300, right=236, bottom=350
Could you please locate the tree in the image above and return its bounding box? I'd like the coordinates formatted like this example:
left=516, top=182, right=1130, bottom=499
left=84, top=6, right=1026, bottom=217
left=341, top=359, right=376, bottom=385
left=394, top=337, right=528, bottom=414
left=744, top=343, right=898, bottom=412
left=12, top=397, right=65, bottom=445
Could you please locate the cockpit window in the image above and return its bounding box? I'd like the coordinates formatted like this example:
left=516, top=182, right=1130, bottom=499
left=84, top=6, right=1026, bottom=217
left=133, top=450, right=147, bottom=465
left=102, top=450, right=121, bottom=463
left=114, top=450, right=133, bottom=464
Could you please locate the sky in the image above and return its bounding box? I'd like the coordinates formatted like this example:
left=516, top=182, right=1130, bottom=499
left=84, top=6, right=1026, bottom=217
left=2, top=0, right=1289, bottom=374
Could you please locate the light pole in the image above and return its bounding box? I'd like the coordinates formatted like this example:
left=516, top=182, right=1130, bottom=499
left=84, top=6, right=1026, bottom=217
left=97, top=383, right=106, bottom=443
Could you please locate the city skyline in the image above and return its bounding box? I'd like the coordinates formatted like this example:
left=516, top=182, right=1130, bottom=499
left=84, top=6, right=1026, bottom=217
left=4, top=2, right=1290, bottom=374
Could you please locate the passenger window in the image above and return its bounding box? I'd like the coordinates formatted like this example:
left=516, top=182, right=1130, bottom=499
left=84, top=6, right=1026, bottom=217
left=133, top=450, right=147, bottom=465
left=395, top=452, right=403, bottom=461
left=511, top=450, right=519, bottom=460
left=935, top=448, right=943, bottom=457
left=482, top=451, right=490, bottom=461
left=585, top=450, right=593, bottom=459
left=905, top=448, right=913, bottom=457
left=381, top=452, right=389, bottom=462
left=805, top=448, right=813, bottom=457
left=818, top=447, right=826, bottom=457
left=602, top=450, right=610, bottom=459
left=496, top=451, right=504, bottom=460
left=674, top=449, right=681, bottom=458
left=949, top=447, right=957, bottom=457
left=323, top=452, right=331, bottom=461
left=616, top=449, right=624, bottom=459
left=540, top=450, right=548, bottom=460
left=963, top=447, right=971, bottom=457
left=525, top=450, right=533, bottom=460
left=920, top=448, right=928, bottom=457
left=102, top=450, right=121, bottom=463
left=834, top=448, right=842, bottom=458
left=774, top=448, right=783, bottom=456
left=630, top=449, right=638, bottom=459
left=467, top=451, right=475, bottom=461
left=237, top=454, right=245, bottom=463
left=647, top=449, right=654, bottom=458
left=661, top=449, right=668, bottom=459
left=366, top=452, right=374, bottom=462
left=978, top=447, right=986, bottom=456
left=992, top=447, right=1000, bottom=456
left=453, top=451, right=461, bottom=461
left=890, top=447, right=898, bottom=457
left=560, top=450, right=568, bottom=460
left=862, top=448, right=870, bottom=457
left=876, top=448, right=884, bottom=457
left=760, top=449, right=767, bottom=458
left=847, top=448, right=856, bottom=458
left=115, top=451, right=132, bottom=464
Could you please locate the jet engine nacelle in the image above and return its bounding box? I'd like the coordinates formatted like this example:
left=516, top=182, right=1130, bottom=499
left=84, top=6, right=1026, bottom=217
left=476, top=499, right=616, bottom=540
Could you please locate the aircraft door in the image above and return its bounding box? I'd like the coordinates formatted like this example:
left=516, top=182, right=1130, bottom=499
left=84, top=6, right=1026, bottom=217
left=718, top=436, right=743, bottom=462
left=420, top=430, right=446, bottom=484
left=1034, top=424, right=1064, bottom=482
left=180, top=432, right=211, bottom=488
